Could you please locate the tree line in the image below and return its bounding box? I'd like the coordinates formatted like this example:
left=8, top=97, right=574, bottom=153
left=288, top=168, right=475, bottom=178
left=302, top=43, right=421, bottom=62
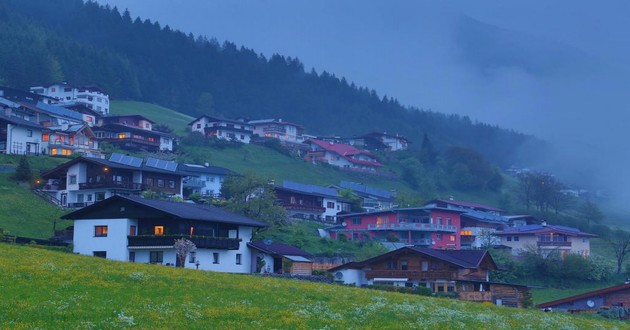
left=0, top=0, right=546, bottom=168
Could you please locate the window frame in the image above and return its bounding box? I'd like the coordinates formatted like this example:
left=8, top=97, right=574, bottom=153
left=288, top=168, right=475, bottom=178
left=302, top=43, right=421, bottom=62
left=94, top=225, right=108, bottom=237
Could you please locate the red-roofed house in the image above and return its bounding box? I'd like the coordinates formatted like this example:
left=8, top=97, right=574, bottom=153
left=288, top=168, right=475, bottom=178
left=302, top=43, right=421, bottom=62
left=304, top=139, right=383, bottom=172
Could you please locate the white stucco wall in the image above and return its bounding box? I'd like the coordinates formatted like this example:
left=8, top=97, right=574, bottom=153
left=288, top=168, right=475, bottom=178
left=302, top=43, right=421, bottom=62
left=73, top=218, right=138, bottom=261
left=159, top=136, right=174, bottom=151
left=6, top=125, right=43, bottom=155
left=333, top=269, right=368, bottom=286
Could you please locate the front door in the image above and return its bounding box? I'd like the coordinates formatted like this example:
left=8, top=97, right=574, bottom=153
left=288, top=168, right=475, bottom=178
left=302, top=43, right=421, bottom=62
left=60, top=193, right=67, bottom=206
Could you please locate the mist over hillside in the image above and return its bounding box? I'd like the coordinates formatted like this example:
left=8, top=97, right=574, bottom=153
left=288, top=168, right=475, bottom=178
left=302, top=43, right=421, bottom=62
left=0, top=0, right=544, bottom=170
left=96, top=1, right=630, bottom=211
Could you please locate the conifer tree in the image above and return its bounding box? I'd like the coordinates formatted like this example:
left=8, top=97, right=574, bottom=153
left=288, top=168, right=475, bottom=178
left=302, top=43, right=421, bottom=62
left=13, top=155, right=32, bottom=182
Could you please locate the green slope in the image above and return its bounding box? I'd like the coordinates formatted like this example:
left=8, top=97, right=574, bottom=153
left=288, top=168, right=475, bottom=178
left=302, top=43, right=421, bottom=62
left=0, top=155, right=70, bottom=238
left=110, top=100, right=195, bottom=135
left=0, top=244, right=622, bottom=329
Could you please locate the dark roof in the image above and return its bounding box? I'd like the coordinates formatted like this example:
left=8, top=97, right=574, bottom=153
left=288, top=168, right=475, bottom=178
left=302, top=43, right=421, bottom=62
left=538, top=283, right=630, bottom=308
left=425, top=199, right=504, bottom=213
left=495, top=224, right=597, bottom=237
left=62, top=195, right=267, bottom=227
left=337, top=207, right=429, bottom=219
left=248, top=241, right=311, bottom=257
left=461, top=210, right=508, bottom=225
left=338, top=181, right=395, bottom=200
left=248, top=118, right=303, bottom=129
left=189, top=115, right=253, bottom=127
left=103, top=115, right=155, bottom=124
left=332, top=247, right=496, bottom=271
left=360, top=132, right=411, bottom=143
left=179, top=163, right=233, bottom=176
left=0, top=111, right=44, bottom=129
left=41, top=156, right=185, bottom=178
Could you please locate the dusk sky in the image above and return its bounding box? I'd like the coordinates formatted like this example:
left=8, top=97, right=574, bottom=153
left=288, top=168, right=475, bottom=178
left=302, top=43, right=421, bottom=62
left=99, top=1, right=630, bottom=207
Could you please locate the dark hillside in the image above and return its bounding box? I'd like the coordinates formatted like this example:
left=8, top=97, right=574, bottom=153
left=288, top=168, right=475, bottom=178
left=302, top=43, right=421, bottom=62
left=0, top=0, right=546, bottom=167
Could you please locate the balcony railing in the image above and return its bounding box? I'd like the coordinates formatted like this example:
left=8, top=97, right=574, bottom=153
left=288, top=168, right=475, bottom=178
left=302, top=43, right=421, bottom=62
left=183, top=179, right=206, bottom=188
left=380, top=238, right=432, bottom=246
left=79, top=181, right=143, bottom=190
left=367, top=223, right=457, bottom=232
left=128, top=235, right=241, bottom=250
left=459, top=291, right=493, bottom=302
left=537, top=241, right=572, bottom=247
left=365, top=270, right=456, bottom=281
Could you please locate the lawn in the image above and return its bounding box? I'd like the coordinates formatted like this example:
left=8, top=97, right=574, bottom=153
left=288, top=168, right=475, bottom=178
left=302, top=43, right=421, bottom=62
left=0, top=155, right=70, bottom=238
left=0, top=244, right=624, bottom=329
left=110, top=100, right=195, bottom=135
left=531, top=283, right=620, bottom=306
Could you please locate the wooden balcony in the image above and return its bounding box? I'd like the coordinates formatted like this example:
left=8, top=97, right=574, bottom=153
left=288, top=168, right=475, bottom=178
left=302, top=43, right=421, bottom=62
left=127, top=235, right=241, bottom=250
left=537, top=241, right=571, bottom=247
left=79, top=181, right=143, bottom=190
left=367, top=223, right=457, bottom=232
left=365, top=270, right=456, bottom=281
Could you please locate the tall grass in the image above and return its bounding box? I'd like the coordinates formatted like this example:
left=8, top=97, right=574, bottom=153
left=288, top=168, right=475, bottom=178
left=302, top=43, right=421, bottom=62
left=0, top=244, right=624, bottom=329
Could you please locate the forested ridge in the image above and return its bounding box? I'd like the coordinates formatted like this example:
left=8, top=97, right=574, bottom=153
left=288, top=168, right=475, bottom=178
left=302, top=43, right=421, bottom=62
left=0, top=0, right=544, bottom=167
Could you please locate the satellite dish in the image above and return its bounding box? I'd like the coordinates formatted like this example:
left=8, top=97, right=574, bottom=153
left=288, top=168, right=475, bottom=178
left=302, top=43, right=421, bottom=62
left=587, top=300, right=595, bottom=308
left=335, top=272, right=343, bottom=280
left=263, top=238, right=272, bottom=246
left=342, top=222, right=347, bottom=227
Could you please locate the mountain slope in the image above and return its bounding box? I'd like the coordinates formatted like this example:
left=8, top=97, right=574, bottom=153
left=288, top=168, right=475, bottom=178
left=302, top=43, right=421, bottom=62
left=0, top=0, right=545, bottom=168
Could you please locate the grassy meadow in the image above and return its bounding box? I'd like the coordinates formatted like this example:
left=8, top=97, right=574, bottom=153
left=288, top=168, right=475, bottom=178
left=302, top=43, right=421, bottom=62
left=0, top=244, right=626, bottom=329
left=0, top=155, right=69, bottom=238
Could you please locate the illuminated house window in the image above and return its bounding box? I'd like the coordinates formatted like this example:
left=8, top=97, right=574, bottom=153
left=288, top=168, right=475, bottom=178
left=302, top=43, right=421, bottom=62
left=50, top=148, right=58, bottom=155
left=154, top=226, right=164, bottom=236
left=450, top=235, right=456, bottom=242
left=118, top=133, right=126, bottom=139
left=460, top=230, right=473, bottom=236
left=94, top=225, right=108, bottom=237
left=42, top=134, right=49, bottom=141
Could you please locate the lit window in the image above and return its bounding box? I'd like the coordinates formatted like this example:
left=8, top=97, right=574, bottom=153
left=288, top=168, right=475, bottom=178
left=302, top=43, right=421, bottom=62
left=42, top=134, right=49, bottom=141
left=154, top=226, right=164, bottom=236
left=50, top=148, right=58, bottom=155
left=450, top=235, right=456, bottom=242
left=94, top=225, right=108, bottom=237
left=118, top=133, right=126, bottom=139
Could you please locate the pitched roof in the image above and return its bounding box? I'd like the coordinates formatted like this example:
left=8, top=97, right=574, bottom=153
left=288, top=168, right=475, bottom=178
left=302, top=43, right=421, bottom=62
left=279, top=180, right=341, bottom=199
left=41, top=156, right=185, bottom=178
left=189, top=115, right=252, bottom=127
left=495, top=224, right=597, bottom=237
left=424, top=199, right=504, bottom=213
left=179, top=163, right=233, bottom=176
left=248, top=118, right=303, bottom=129
left=62, top=195, right=267, bottom=227
left=103, top=115, right=155, bottom=124
left=538, top=283, right=630, bottom=308
left=248, top=241, right=311, bottom=257
left=307, top=139, right=373, bottom=157
left=0, top=111, right=44, bottom=129
left=332, top=247, right=496, bottom=271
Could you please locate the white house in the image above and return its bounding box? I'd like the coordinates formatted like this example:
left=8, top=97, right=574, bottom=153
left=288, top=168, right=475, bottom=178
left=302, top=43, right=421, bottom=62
left=41, top=154, right=184, bottom=208
left=179, top=163, right=233, bottom=198
left=304, top=139, right=383, bottom=172
left=189, top=115, right=253, bottom=144
left=494, top=224, right=596, bottom=257
left=248, top=118, right=303, bottom=143
left=63, top=195, right=268, bottom=273
left=30, top=82, right=110, bottom=116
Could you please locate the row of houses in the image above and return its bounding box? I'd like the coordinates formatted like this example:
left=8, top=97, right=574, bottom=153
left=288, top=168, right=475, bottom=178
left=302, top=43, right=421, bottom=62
left=0, top=85, right=177, bottom=156
left=328, top=198, right=596, bottom=257
left=59, top=194, right=525, bottom=307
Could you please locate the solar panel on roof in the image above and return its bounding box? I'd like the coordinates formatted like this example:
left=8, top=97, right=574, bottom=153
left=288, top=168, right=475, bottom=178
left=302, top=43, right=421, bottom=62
left=165, top=162, right=178, bottom=172
left=129, top=157, right=143, bottom=168
left=109, top=153, right=124, bottom=163
left=146, top=158, right=158, bottom=168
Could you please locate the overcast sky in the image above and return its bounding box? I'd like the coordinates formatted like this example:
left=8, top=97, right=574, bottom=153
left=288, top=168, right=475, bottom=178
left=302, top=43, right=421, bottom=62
left=98, top=0, right=630, bottom=209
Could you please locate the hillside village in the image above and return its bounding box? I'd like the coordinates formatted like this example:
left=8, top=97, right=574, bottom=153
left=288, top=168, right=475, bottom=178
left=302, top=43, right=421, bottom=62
left=3, top=82, right=629, bottom=316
